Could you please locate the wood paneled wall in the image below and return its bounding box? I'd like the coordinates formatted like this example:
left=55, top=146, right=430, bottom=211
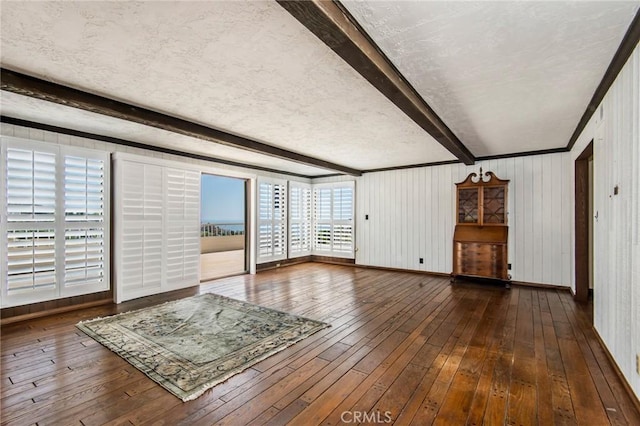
left=350, top=154, right=572, bottom=287
left=571, top=42, right=640, bottom=401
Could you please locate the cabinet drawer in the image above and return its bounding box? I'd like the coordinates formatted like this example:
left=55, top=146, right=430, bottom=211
left=454, top=241, right=507, bottom=279
left=456, top=243, right=504, bottom=261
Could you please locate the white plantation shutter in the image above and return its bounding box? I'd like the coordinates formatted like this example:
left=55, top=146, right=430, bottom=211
left=312, top=182, right=355, bottom=258
left=332, top=186, right=354, bottom=254
left=257, top=178, right=287, bottom=263
left=113, top=155, right=200, bottom=303
left=119, top=163, right=163, bottom=294
left=7, top=148, right=56, bottom=222
left=165, top=168, right=200, bottom=285
left=289, top=182, right=312, bottom=257
left=6, top=229, right=56, bottom=296
left=64, top=228, right=104, bottom=286
left=64, top=156, right=105, bottom=221
left=1, top=138, right=110, bottom=308
left=5, top=146, right=57, bottom=302
left=313, top=187, right=332, bottom=252
left=258, top=182, right=273, bottom=258
left=63, top=155, right=107, bottom=291
left=273, top=183, right=287, bottom=257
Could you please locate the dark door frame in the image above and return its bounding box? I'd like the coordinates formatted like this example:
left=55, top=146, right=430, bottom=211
left=574, top=140, right=593, bottom=302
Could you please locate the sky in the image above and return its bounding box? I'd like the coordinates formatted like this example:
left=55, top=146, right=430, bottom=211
left=201, top=174, right=245, bottom=223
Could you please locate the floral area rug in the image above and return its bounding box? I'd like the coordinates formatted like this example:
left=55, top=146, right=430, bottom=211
left=76, top=293, right=329, bottom=401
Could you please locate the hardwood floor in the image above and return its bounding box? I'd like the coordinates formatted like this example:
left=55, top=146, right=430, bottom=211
left=1, top=263, right=638, bottom=425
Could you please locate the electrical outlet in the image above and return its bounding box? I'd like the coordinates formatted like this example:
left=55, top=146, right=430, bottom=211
left=508, top=263, right=512, bottom=270
left=419, top=258, right=424, bottom=264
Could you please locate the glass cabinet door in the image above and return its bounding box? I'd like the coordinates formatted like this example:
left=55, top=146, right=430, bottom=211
left=483, top=186, right=506, bottom=224
left=458, top=188, right=479, bottom=224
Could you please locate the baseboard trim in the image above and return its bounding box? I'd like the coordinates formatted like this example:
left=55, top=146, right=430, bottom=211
left=200, top=271, right=249, bottom=283
left=256, top=259, right=573, bottom=292
left=256, top=255, right=357, bottom=272
left=328, top=263, right=573, bottom=291
left=1, top=299, right=112, bottom=326
left=1, top=290, right=113, bottom=322
left=510, top=280, right=572, bottom=291
left=310, top=255, right=356, bottom=265
left=349, top=263, right=451, bottom=278
left=256, top=256, right=312, bottom=272
left=592, top=327, right=640, bottom=415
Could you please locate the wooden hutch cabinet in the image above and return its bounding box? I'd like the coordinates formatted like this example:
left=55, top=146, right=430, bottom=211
left=452, top=169, right=511, bottom=287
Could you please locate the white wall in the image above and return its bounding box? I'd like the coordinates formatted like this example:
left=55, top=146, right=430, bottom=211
left=352, top=154, right=573, bottom=287
left=570, top=42, right=640, bottom=400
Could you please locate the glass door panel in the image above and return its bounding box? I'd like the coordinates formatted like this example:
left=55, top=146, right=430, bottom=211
left=458, top=188, right=479, bottom=224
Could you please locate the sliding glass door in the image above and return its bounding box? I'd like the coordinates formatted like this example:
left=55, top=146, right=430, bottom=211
left=200, top=174, right=247, bottom=281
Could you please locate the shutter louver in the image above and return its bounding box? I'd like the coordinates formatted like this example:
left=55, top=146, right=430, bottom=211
left=143, top=165, right=163, bottom=290
left=258, top=182, right=273, bottom=257
left=289, top=183, right=312, bottom=257
left=332, top=224, right=353, bottom=253
left=7, top=148, right=56, bottom=222
left=332, top=186, right=354, bottom=254
left=64, top=156, right=104, bottom=222
left=7, top=229, right=56, bottom=292
left=165, top=169, right=200, bottom=283
left=257, top=179, right=287, bottom=262
left=273, top=184, right=286, bottom=257
left=290, top=186, right=301, bottom=253
left=313, top=187, right=332, bottom=252
left=120, top=163, right=163, bottom=291
left=63, top=155, right=106, bottom=288
left=183, top=171, right=201, bottom=282
left=120, top=164, right=145, bottom=290
left=5, top=147, right=57, bottom=297
left=312, top=182, right=354, bottom=258
left=64, top=228, right=104, bottom=286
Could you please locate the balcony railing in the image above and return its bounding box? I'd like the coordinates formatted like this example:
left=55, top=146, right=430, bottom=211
left=201, top=222, right=245, bottom=254
left=200, top=222, right=245, bottom=237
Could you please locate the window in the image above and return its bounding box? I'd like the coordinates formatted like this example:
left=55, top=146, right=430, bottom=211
left=257, top=178, right=287, bottom=263
left=313, top=182, right=355, bottom=258
left=289, top=182, right=312, bottom=257
left=1, top=138, right=110, bottom=307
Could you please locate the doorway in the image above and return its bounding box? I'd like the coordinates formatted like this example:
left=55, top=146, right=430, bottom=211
left=574, top=141, right=593, bottom=303
left=200, top=174, right=247, bottom=281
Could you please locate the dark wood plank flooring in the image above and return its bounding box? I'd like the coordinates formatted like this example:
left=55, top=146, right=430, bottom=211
left=1, top=263, right=639, bottom=425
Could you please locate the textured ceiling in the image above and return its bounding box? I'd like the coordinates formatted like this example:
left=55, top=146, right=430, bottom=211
left=0, top=91, right=331, bottom=177
left=0, top=0, right=454, bottom=176
left=1, top=1, right=638, bottom=175
left=342, top=0, right=640, bottom=157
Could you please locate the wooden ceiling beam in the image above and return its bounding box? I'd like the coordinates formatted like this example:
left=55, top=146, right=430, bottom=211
left=278, top=0, right=475, bottom=165
left=0, top=68, right=362, bottom=176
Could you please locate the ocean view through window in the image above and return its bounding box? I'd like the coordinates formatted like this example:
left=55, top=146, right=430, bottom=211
left=200, top=174, right=246, bottom=280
